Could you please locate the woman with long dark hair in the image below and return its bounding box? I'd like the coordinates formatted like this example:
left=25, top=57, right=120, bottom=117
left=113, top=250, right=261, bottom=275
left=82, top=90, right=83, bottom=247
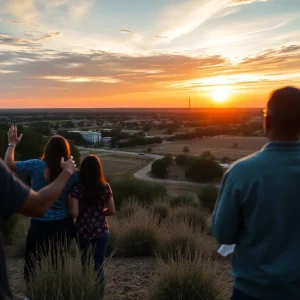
left=69, top=155, right=115, bottom=294
left=4, top=126, right=79, bottom=289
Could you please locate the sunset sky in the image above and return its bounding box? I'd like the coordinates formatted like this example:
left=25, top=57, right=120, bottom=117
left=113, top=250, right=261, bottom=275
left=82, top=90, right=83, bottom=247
left=0, top=0, right=299, bottom=108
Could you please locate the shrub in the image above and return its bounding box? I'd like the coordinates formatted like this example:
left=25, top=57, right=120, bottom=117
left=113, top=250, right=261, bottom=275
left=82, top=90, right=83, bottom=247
left=119, top=197, right=146, bottom=218
left=11, top=217, right=30, bottom=258
left=156, top=220, right=199, bottom=261
left=185, top=158, right=223, bottom=183
left=170, top=207, right=208, bottom=232
left=148, top=249, right=225, bottom=300
left=116, top=209, right=160, bottom=257
left=27, top=243, right=106, bottom=300
left=198, top=186, right=219, bottom=213
left=110, top=177, right=166, bottom=208
left=183, top=146, right=190, bottom=153
left=200, top=151, right=215, bottom=160
left=151, top=159, right=168, bottom=178
left=162, top=154, right=173, bottom=166
left=151, top=201, right=170, bottom=222
left=175, top=154, right=191, bottom=166
left=169, top=195, right=198, bottom=208
left=0, top=214, right=18, bottom=243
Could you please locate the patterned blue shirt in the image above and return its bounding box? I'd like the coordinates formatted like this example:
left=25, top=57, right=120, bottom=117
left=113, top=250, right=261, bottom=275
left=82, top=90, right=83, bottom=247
left=15, top=159, right=80, bottom=221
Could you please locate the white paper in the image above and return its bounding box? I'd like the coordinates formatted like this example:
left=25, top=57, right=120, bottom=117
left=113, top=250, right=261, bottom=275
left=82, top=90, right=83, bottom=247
left=217, top=244, right=235, bottom=257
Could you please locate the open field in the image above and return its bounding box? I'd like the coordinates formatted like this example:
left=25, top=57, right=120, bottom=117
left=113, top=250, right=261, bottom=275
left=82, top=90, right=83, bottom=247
left=142, top=136, right=267, bottom=159
left=79, top=150, right=150, bottom=176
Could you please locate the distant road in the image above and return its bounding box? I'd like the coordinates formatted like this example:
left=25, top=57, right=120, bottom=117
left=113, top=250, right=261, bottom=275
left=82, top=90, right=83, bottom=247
left=78, top=147, right=220, bottom=188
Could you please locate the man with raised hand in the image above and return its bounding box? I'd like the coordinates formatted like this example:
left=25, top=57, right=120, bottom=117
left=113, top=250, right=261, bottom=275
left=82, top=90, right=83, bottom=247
left=0, top=155, right=76, bottom=300
left=213, top=87, right=300, bottom=300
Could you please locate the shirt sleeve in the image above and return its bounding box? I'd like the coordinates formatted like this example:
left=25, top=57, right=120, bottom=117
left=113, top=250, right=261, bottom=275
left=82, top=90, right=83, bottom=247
left=70, top=185, right=80, bottom=198
left=212, top=170, right=242, bottom=245
left=106, top=183, right=113, bottom=198
left=15, top=159, right=41, bottom=177
left=0, top=160, right=30, bottom=219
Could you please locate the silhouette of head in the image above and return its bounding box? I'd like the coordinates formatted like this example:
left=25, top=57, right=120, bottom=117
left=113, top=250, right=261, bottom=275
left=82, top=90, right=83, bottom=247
left=80, top=155, right=106, bottom=206
left=264, top=86, right=300, bottom=141
left=42, top=135, right=71, bottom=181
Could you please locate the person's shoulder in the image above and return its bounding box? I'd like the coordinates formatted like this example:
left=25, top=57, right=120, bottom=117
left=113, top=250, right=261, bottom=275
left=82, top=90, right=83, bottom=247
left=104, top=182, right=113, bottom=195
left=69, top=169, right=80, bottom=183
left=16, top=159, right=46, bottom=173
left=226, top=151, right=265, bottom=178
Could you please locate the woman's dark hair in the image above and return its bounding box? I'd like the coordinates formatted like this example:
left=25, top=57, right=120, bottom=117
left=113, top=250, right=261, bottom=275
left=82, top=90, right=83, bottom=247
left=80, top=155, right=107, bottom=206
left=41, top=135, right=71, bottom=182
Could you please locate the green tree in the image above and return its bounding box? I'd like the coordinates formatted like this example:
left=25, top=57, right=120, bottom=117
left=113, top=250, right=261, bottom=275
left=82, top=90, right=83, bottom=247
left=185, top=158, right=223, bottom=183
left=151, top=159, right=168, bottom=179
left=162, top=154, right=173, bottom=166
left=183, top=146, right=190, bottom=153
left=70, top=143, right=81, bottom=167
left=221, top=156, right=230, bottom=163
left=200, top=151, right=215, bottom=160
left=17, top=131, right=45, bottom=160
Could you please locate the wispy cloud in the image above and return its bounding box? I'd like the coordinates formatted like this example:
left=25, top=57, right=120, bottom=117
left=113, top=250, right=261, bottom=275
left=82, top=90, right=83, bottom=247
left=41, top=32, right=63, bottom=40
left=155, top=35, right=168, bottom=39
left=230, top=0, right=269, bottom=5
left=119, top=29, right=135, bottom=34
left=0, top=0, right=39, bottom=22
left=35, top=75, right=121, bottom=83
left=0, top=18, right=40, bottom=27
left=156, top=0, right=272, bottom=43
left=0, top=70, right=20, bottom=74
left=157, top=0, right=229, bottom=42
left=69, top=1, right=94, bottom=21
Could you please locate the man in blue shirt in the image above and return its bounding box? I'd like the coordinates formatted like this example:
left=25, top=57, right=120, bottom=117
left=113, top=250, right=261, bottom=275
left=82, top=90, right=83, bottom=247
left=213, top=86, right=300, bottom=300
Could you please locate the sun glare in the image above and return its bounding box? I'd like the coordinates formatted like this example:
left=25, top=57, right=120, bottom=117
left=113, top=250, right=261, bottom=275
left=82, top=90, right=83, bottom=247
left=210, top=86, right=231, bottom=104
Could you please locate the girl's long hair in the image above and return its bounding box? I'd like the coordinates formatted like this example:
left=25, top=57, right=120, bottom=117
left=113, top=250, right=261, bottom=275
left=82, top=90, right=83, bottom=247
left=80, top=155, right=107, bottom=206
left=41, top=135, right=71, bottom=182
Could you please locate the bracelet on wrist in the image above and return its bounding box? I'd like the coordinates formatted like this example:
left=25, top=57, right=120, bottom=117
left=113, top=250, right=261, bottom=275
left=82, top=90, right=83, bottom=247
left=8, top=144, right=16, bottom=147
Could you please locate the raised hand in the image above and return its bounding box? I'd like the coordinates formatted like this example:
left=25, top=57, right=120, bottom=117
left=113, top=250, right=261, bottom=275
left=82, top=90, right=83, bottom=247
left=60, top=156, right=76, bottom=175
left=7, top=125, right=23, bottom=146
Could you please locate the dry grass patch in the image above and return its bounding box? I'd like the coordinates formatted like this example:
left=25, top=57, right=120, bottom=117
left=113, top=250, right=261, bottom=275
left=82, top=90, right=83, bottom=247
left=148, top=248, right=226, bottom=300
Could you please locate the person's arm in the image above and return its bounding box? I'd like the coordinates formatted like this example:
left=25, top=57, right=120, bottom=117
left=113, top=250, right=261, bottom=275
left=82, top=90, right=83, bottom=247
left=103, top=184, right=115, bottom=216
left=68, top=197, right=79, bottom=219
left=4, top=125, right=23, bottom=172
left=103, top=196, right=115, bottom=216
left=0, top=157, right=76, bottom=219
left=212, top=170, right=242, bottom=245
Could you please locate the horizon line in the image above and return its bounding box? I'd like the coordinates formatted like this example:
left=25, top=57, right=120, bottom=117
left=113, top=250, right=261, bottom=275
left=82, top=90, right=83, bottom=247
left=0, top=107, right=264, bottom=110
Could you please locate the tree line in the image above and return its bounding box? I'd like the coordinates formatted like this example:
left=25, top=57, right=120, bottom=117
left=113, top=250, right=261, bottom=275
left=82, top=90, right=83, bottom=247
left=151, top=151, right=224, bottom=183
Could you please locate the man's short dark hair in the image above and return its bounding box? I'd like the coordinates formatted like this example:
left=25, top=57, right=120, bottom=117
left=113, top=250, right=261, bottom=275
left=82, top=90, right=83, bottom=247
left=267, top=86, right=300, bottom=135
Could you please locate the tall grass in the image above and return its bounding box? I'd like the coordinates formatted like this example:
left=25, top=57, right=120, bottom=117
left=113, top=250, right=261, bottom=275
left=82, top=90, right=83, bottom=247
left=115, top=208, right=160, bottom=257
left=169, top=207, right=208, bottom=232
left=155, top=220, right=200, bottom=261
left=148, top=248, right=225, bottom=300
left=27, top=242, right=108, bottom=300
left=169, top=194, right=198, bottom=208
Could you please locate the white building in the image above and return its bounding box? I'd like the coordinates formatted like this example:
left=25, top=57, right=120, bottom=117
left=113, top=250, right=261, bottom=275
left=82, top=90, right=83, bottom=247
left=101, top=137, right=112, bottom=143
left=72, top=131, right=102, bottom=144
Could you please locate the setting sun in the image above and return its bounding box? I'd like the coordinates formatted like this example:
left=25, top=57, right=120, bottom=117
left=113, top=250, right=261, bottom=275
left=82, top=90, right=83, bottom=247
left=210, top=86, right=231, bottom=104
